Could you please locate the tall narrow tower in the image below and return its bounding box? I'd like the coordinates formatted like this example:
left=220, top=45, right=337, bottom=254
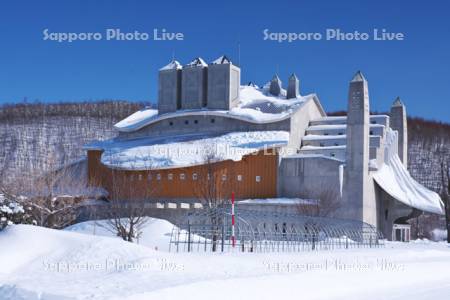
left=269, top=75, right=282, bottom=96
left=344, top=71, right=370, bottom=222
left=287, top=73, right=299, bottom=99
left=390, top=97, right=408, bottom=167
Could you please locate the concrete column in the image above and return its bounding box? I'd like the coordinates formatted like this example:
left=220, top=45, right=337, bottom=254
left=390, top=97, right=408, bottom=168
left=343, top=71, right=371, bottom=223
left=158, top=60, right=182, bottom=114
left=269, top=75, right=282, bottom=96
left=287, top=73, right=299, bottom=99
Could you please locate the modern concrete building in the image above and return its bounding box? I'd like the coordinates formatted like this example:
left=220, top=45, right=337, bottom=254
left=85, top=58, right=444, bottom=241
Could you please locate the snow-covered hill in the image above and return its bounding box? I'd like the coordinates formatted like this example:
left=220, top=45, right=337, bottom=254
left=1, top=221, right=450, bottom=300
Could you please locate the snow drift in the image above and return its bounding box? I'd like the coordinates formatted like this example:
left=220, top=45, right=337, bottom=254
left=373, top=128, right=444, bottom=214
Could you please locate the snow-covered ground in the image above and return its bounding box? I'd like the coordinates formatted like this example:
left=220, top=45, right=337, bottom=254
left=1, top=220, right=450, bottom=300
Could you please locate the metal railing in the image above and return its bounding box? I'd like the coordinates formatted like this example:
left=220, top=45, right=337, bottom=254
left=169, top=207, right=384, bottom=252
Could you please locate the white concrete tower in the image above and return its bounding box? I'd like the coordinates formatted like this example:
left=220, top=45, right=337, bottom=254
left=343, top=71, right=372, bottom=223
left=390, top=97, right=408, bottom=168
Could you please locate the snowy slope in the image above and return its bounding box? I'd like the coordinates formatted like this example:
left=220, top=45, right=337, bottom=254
left=1, top=224, right=450, bottom=300
left=64, top=218, right=174, bottom=251
left=373, top=128, right=445, bottom=214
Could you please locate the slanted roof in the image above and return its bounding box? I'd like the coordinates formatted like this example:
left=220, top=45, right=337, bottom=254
left=185, top=57, right=207, bottom=67
left=159, top=60, right=182, bottom=71
left=351, top=70, right=366, bottom=82
left=392, top=96, right=404, bottom=107
left=211, top=55, right=231, bottom=64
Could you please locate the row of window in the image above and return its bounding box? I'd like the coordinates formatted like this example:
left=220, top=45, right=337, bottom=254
left=169, top=118, right=216, bottom=126
left=128, top=173, right=262, bottom=182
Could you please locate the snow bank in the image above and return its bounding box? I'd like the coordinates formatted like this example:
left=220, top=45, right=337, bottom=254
left=114, top=85, right=314, bottom=132
left=2, top=224, right=450, bottom=300
left=100, top=130, right=289, bottom=169
left=238, top=198, right=317, bottom=205
left=373, top=128, right=444, bottom=215
left=65, top=218, right=174, bottom=251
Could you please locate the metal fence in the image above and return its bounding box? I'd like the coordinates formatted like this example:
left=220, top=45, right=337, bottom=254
left=169, top=207, right=384, bottom=252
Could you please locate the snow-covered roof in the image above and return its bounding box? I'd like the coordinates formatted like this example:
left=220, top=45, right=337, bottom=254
left=159, top=60, right=182, bottom=71
left=114, top=108, right=158, bottom=131
left=307, top=124, right=385, bottom=131
left=185, top=57, right=207, bottom=67
left=373, top=128, right=444, bottom=215
left=95, top=130, right=289, bottom=170
left=114, top=85, right=319, bottom=132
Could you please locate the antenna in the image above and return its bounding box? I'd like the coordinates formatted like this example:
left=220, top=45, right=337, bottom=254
left=238, top=42, right=241, bottom=67
left=171, top=50, right=175, bottom=61
left=276, top=64, right=279, bottom=75
left=237, top=33, right=241, bottom=67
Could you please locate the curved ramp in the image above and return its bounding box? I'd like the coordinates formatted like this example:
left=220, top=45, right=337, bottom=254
left=373, top=129, right=444, bottom=215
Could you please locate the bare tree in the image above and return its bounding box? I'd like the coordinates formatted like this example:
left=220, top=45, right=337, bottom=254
left=440, top=160, right=450, bottom=243
left=99, top=154, right=155, bottom=243
left=296, top=185, right=341, bottom=217
left=193, top=149, right=234, bottom=251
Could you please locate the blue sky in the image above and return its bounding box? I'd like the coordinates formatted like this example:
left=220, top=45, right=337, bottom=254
left=0, top=0, right=449, bottom=122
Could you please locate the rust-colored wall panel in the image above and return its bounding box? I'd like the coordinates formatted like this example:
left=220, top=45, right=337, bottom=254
left=87, top=148, right=278, bottom=200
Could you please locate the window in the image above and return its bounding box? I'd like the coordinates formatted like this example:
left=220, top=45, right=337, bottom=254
left=180, top=173, right=185, bottom=180
left=237, top=175, right=243, bottom=181
left=371, top=120, right=376, bottom=124
left=194, top=120, right=198, bottom=124
left=330, top=153, right=336, bottom=157
left=138, top=174, right=143, bottom=181
left=255, top=175, right=261, bottom=182
left=129, top=175, right=134, bottom=181
left=338, top=132, right=343, bottom=135
left=169, top=121, right=174, bottom=126
left=221, top=174, right=227, bottom=181
left=192, top=173, right=198, bottom=180
left=168, top=173, right=173, bottom=180
left=147, top=174, right=152, bottom=181
left=207, top=173, right=211, bottom=180
left=156, top=174, right=161, bottom=180
left=370, top=130, right=374, bottom=135
left=334, top=142, right=339, bottom=146
left=211, top=118, right=215, bottom=123
left=184, top=120, right=189, bottom=125
left=324, top=132, right=329, bottom=136
left=319, top=143, right=325, bottom=147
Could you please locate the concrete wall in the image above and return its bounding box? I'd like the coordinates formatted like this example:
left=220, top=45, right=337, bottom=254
left=117, top=114, right=291, bottom=140
left=287, top=97, right=325, bottom=151
left=207, top=64, right=240, bottom=110
left=278, top=156, right=342, bottom=199
left=158, top=69, right=181, bottom=114
left=181, top=66, right=207, bottom=109
left=306, top=124, right=385, bottom=136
